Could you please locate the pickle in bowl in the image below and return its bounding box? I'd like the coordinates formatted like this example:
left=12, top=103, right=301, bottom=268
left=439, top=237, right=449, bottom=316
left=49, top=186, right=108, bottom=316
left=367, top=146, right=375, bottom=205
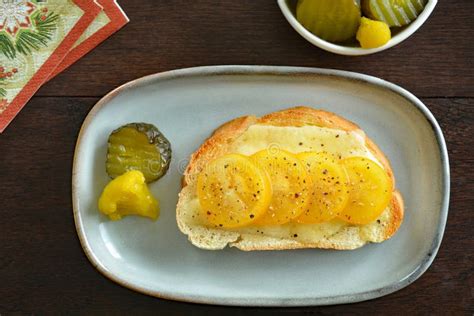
left=296, top=0, right=362, bottom=43
left=362, top=0, right=427, bottom=27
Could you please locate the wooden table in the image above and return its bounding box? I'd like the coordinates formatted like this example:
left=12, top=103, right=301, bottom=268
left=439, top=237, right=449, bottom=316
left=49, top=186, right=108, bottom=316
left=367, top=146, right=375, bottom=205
left=1, top=1, right=472, bottom=314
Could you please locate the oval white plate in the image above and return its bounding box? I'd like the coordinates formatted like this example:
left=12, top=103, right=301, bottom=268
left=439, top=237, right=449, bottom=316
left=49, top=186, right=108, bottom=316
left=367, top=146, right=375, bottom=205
left=73, top=65, right=449, bottom=306
left=277, top=0, right=438, bottom=56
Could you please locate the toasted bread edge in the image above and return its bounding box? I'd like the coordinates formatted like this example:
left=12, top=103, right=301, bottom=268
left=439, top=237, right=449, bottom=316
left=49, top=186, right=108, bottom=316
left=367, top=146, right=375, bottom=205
left=177, top=106, right=404, bottom=250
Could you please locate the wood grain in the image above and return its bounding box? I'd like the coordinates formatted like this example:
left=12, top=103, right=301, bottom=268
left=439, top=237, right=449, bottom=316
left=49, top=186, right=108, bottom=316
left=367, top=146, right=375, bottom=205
left=36, top=0, right=474, bottom=98
left=1, top=0, right=473, bottom=314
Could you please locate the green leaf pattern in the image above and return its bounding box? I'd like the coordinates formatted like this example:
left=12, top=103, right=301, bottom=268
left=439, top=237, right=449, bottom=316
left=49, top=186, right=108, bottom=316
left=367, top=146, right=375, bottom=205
left=0, top=4, right=59, bottom=59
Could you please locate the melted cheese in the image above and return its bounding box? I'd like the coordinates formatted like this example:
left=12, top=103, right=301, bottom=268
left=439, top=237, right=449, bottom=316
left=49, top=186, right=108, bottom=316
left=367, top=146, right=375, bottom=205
left=230, top=124, right=378, bottom=160
left=184, top=124, right=389, bottom=243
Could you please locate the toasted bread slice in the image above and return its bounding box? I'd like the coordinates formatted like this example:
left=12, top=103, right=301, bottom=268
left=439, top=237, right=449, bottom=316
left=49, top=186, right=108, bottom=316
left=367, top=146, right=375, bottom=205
left=177, top=107, right=404, bottom=250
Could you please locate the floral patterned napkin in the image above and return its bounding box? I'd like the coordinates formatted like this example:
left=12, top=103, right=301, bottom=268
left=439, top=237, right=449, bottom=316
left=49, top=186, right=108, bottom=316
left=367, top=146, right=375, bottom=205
left=0, top=0, right=128, bottom=133
left=48, top=0, right=129, bottom=80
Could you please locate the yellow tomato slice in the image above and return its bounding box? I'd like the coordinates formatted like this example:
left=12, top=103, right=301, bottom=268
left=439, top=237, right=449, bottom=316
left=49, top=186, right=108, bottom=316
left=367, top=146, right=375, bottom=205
left=251, top=149, right=311, bottom=225
left=339, top=157, right=393, bottom=225
left=197, top=154, right=272, bottom=228
left=296, top=152, right=349, bottom=223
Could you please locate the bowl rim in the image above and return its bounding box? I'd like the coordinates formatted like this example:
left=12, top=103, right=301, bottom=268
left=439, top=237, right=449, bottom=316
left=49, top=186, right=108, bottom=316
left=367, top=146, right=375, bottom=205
left=277, top=0, right=438, bottom=56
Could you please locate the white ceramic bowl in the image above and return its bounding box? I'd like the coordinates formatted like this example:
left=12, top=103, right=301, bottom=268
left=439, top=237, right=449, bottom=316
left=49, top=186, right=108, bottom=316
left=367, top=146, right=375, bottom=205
left=277, top=0, right=438, bottom=56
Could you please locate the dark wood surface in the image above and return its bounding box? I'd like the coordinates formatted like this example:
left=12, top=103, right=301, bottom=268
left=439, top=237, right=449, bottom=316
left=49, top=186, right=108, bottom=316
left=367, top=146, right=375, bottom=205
left=1, top=1, right=473, bottom=314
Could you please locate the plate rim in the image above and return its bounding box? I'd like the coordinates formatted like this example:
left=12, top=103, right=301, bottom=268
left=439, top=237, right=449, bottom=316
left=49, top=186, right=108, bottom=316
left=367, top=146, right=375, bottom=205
left=72, top=65, right=450, bottom=306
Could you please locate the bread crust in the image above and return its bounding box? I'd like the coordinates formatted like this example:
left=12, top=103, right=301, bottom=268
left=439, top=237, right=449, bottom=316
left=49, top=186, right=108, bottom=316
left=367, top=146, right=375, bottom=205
left=177, top=106, right=404, bottom=250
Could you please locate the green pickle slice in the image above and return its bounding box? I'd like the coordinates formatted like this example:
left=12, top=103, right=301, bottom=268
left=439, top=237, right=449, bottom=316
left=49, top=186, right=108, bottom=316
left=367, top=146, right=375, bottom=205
left=106, top=123, right=171, bottom=183
left=362, top=0, right=427, bottom=27
left=296, top=0, right=361, bottom=43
